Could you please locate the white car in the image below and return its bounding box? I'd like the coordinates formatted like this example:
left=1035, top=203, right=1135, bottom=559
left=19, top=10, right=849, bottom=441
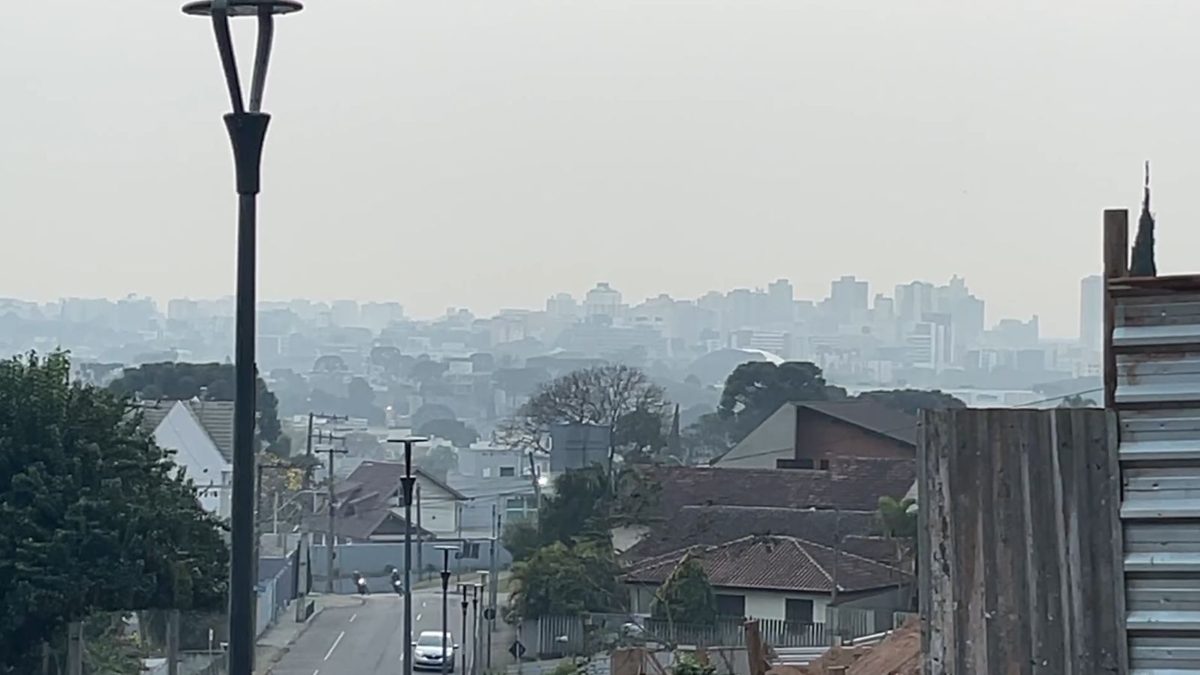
left=412, top=631, right=458, bottom=672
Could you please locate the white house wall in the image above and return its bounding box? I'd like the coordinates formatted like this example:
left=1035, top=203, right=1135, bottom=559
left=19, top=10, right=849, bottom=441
left=153, top=402, right=232, bottom=517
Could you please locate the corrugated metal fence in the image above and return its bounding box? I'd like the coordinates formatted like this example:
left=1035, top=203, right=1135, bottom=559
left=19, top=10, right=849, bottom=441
left=919, top=408, right=1126, bottom=674
left=1106, top=209, right=1200, bottom=674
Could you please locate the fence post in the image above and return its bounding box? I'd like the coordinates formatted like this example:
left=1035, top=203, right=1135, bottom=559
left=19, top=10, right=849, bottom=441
left=167, top=610, right=181, bottom=675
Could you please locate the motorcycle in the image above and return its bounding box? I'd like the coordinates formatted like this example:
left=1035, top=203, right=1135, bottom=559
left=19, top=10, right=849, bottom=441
left=390, top=568, right=404, bottom=596
left=354, top=571, right=368, bottom=595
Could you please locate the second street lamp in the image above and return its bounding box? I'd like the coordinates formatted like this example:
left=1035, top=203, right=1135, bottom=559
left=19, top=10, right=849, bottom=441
left=181, top=2, right=302, bottom=674
left=436, top=545, right=459, bottom=675
left=458, top=583, right=470, bottom=675
left=388, top=436, right=427, bottom=675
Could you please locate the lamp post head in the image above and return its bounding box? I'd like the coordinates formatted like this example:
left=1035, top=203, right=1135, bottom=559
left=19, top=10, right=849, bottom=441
left=183, top=0, right=303, bottom=16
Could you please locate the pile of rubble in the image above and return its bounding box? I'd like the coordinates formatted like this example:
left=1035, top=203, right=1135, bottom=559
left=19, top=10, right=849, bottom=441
left=770, top=618, right=921, bottom=675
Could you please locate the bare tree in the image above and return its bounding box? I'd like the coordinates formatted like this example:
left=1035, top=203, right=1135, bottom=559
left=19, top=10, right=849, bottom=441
left=499, top=365, right=669, bottom=459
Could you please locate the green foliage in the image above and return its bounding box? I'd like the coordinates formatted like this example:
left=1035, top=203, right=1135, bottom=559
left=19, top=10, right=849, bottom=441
left=0, top=353, right=228, bottom=674
left=509, top=540, right=624, bottom=619
left=680, top=412, right=733, bottom=463
left=539, top=467, right=613, bottom=547
left=652, top=557, right=717, bottom=625
left=413, top=403, right=457, bottom=431
left=550, top=661, right=582, bottom=675
left=1131, top=161, right=1157, bottom=277
left=417, top=418, right=480, bottom=448
left=717, top=361, right=846, bottom=443
left=877, top=496, right=917, bottom=540
left=502, top=519, right=543, bottom=563
left=108, top=361, right=287, bottom=455
left=856, top=389, right=965, bottom=417
left=1058, top=394, right=1097, bottom=408
left=671, top=655, right=717, bottom=675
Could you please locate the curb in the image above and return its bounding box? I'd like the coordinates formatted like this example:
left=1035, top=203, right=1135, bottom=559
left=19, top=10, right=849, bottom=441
left=258, top=600, right=328, bottom=675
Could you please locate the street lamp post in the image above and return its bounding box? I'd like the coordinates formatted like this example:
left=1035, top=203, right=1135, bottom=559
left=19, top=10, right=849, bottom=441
left=470, top=583, right=481, bottom=675
left=181, top=2, right=302, bottom=674
left=389, top=437, right=427, bottom=675
left=436, top=545, right=458, bottom=675
left=458, top=584, right=469, bottom=675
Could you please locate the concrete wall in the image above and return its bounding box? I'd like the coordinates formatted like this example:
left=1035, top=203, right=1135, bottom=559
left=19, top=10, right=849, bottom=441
left=794, top=407, right=912, bottom=462
left=628, top=585, right=830, bottom=622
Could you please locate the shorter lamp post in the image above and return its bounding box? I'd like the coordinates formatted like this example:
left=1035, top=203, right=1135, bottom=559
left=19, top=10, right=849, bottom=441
left=436, top=545, right=459, bottom=675
left=470, top=583, right=482, bottom=675
left=458, top=584, right=470, bottom=675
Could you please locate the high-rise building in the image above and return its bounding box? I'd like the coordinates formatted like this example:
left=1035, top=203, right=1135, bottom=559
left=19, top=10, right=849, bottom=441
left=767, top=278, right=794, bottom=324
left=830, top=276, right=869, bottom=324
left=894, top=281, right=935, bottom=325
left=1080, top=275, right=1103, bottom=353
left=584, top=283, right=622, bottom=319
left=546, top=293, right=578, bottom=319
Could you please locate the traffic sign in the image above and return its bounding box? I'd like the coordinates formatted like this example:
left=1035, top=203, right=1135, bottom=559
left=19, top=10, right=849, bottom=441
left=509, top=640, right=527, bottom=659
left=483, top=607, right=496, bottom=621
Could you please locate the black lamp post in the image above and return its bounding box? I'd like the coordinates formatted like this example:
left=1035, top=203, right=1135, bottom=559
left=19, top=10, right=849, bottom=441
left=458, top=583, right=470, bottom=675
left=470, top=583, right=481, bottom=675
left=181, top=2, right=302, bottom=674
left=436, top=545, right=458, bottom=675
left=389, top=436, right=428, bottom=675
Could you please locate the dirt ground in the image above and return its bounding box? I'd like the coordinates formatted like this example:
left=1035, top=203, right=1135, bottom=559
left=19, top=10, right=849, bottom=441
left=774, top=617, right=921, bottom=675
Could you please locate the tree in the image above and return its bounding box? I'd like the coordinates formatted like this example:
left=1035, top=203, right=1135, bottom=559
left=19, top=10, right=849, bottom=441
left=1131, top=160, right=1157, bottom=277
left=508, top=540, right=624, bottom=620
left=651, top=556, right=717, bottom=625
left=539, top=467, right=614, bottom=547
left=414, top=446, right=458, bottom=482
left=717, top=361, right=846, bottom=443
left=108, top=361, right=288, bottom=455
left=877, top=495, right=918, bottom=609
left=502, top=520, right=542, bottom=563
left=856, top=389, right=965, bottom=417
left=1, top=353, right=228, bottom=674
left=346, top=377, right=385, bottom=425
left=416, top=418, right=480, bottom=448
left=680, top=412, right=732, bottom=464
left=500, top=365, right=669, bottom=459
left=413, top=403, right=457, bottom=431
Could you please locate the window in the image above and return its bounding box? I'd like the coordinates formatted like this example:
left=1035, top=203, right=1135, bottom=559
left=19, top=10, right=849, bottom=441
left=499, top=466, right=516, bottom=477
left=818, top=459, right=830, bottom=471
left=715, top=594, right=746, bottom=618
left=785, top=599, right=814, bottom=624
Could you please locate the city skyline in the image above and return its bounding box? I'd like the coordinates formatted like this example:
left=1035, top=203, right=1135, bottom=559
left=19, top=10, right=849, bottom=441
left=4, top=1, right=1199, bottom=339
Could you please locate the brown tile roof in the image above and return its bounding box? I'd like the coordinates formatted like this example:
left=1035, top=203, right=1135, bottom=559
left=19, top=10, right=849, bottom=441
left=629, top=458, right=915, bottom=522
left=798, top=401, right=918, bottom=446
left=623, top=534, right=909, bottom=594
left=302, top=460, right=465, bottom=541
left=622, top=505, right=889, bottom=565
left=135, top=399, right=236, bottom=462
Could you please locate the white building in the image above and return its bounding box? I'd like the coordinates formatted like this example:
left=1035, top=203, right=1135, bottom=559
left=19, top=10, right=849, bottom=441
left=138, top=400, right=234, bottom=518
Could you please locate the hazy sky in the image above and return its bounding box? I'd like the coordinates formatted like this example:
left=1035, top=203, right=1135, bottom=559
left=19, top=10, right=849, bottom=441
left=3, top=1, right=1199, bottom=337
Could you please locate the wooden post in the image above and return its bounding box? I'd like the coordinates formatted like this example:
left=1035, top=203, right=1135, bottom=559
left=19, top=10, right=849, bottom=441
left=744, top=620, right=768, bottom=675
left=167, top=610, right=181, bottom=675
left=67, top=622, right=83, bottom=675
left=1103, top=209, right=1128, bottom=408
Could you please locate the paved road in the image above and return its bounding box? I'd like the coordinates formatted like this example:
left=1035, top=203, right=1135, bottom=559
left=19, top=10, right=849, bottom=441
left=271, top=587, right=477, bottom=675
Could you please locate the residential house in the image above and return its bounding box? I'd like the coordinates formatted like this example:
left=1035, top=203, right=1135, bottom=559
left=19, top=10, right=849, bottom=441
left=138, top=399, right=234, bottom=518
left=624, top=534, right=910, bottom=623
left=715, top=400, right=916, bottom=469
left=306, top=460, right=467, bottom=543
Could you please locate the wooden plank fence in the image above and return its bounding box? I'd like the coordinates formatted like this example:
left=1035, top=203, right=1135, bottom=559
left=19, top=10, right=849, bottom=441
left=919, top=408, right=1126, bottom=675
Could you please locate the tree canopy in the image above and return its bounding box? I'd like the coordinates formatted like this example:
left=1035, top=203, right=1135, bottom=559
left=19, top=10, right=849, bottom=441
left=1, top=353, right=228, bottom=674
left=108, top=361, right=287, bottom=455
left=856, top=389, right=965, bottom=417
left=652, top=556, right=717, bottom=625
left=500, top=365, right=669, bottom=459
left=716, top=361, right=846, bottom=443
left=413, top=446, right=458, bottom=482
left=416, top=418, right=480, bottom=449
left=508, top=540, right=623, bottom=620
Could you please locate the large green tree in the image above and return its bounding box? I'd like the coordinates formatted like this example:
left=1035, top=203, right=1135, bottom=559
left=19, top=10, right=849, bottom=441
left=856, top=389, right=965, bottom=417
left=652, top=556, right=717, bottom=625
left=0, top=353, right=228, bottom=674
left=717, top=361, right=846, bottom=443
left=538, top=467, right=614, bottom=547
left=108, top=361, right=288, bottom=455
left=509, top=540, right=624, bottom=620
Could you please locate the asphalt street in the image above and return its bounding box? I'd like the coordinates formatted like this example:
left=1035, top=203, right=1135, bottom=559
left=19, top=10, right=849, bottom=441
left=271, top=586, right=480, bottom=675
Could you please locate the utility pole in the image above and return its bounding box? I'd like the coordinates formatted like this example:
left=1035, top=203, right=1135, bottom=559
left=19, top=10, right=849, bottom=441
left=416, top=481, right=424, bottom=579
left=459, top=583, right=470, bottom=675
left=388, top=436, right=427, bottom=675
left=316, top=434, right=347, bottom=593
left=487, top=507, right=500, bottom=670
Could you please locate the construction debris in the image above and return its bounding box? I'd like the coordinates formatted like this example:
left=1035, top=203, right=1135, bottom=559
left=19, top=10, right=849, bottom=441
left=775, top=618, right=921, bottom=675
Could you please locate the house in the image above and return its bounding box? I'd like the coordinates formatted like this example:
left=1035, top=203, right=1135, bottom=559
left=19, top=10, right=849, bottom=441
left=616, top=458, right=915, bottom=555
left=306, top=460, right=468, bottom=543
left=623, top=534, right=911, bottom=623
left=715, top=400, right=917, bottom=469
left=449, top=474, right=540, bottom=538
left=457, top=444, right=548, bottom=481
left=138, top=400, right=235, bottom=518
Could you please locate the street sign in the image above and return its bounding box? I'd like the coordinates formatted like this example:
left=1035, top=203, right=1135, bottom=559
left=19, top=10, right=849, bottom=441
left=508, top=640, right=526, bottom=660
left=483, top=607, right=496, bottom=621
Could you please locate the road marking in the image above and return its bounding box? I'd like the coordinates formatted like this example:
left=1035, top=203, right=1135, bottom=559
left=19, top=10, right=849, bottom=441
left=416, top=613, right=423, bottom=621
left=349, top=613, right=357, bottom=623
left=313, top=670, right=320, bottom=675
left=324, top=631, right=346, bottom=661
left=422, top=601, right=428, bottom=608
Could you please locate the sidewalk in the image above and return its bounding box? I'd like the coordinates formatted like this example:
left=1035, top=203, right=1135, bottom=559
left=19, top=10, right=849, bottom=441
left=255, top=594, right=362, bottom=674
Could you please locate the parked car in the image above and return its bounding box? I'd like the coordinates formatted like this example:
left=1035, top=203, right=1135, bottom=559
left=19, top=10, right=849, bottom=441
left=412, top=631, right=458, bottom=672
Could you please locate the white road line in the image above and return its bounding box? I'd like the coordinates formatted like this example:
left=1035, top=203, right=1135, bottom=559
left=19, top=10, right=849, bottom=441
left=313, top=670, right=320, bottom=675
left=416, top=613, right=423, bottom=621
left=349, top=613, right=357, bottom=623
left=324, top=631, right=346, bottom=661
left=422, top=601, right=428, bottom=608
